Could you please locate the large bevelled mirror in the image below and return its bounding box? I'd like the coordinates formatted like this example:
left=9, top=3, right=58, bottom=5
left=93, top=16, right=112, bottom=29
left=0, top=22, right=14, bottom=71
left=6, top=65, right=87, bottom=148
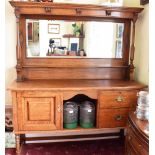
left=26, top=19, right=124, bottom=58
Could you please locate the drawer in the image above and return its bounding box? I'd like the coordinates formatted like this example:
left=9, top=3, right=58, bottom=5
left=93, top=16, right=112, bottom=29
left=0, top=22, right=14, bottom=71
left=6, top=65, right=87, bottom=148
left=18, top=6, right=135, bottom=19
left=126, top=125, right=148, bottom=155
left=98, top=108, right=129, bottom=128
left=20, top=7, right=105, bottom=17
left=20, top=7, right=75, bottom=16
left=99, top=91, right=138, bottom=108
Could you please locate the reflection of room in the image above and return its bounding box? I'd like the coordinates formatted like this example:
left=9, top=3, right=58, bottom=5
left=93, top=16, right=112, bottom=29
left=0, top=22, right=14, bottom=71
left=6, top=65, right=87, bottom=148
left=84, top=22, right=115, bottom=58
left=26, top=20, right=124, bottom=58
left=26, top=20, right=40, bottom=57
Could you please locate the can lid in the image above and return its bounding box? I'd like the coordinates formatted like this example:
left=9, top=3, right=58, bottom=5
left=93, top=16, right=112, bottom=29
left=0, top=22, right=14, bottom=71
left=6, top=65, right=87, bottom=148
left=137, top=105, right=149, bottom=110
left=137, top=91, right=149, bottom=98
left=80, top=101, right=95, bottom=109
left=64, top=101, right=78, bottom=110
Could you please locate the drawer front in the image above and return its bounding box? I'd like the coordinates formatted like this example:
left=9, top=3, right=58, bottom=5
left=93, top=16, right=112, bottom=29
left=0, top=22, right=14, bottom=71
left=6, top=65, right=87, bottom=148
left=19, top=7, right=134, bottom=19
left=126, top=124, right=148, bottom=155
left=98, top=108, right=129, bottom=128
left=20, top=7, right=105, bottom=17
left=20, top=7, right=75, bottom=16
left=17, top=91, right=62, bottom=131
left=99, top=91, right=138, bottom=108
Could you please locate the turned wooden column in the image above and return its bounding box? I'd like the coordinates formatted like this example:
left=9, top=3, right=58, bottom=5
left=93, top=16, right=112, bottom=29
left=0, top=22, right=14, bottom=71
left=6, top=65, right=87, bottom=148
left=129, top=13, right=138, bottom=80
left=15, top=134, right=21, bottom=155
left=15, top=8, right=24, bottom=82
left=20, top=134, right=26, bottom=145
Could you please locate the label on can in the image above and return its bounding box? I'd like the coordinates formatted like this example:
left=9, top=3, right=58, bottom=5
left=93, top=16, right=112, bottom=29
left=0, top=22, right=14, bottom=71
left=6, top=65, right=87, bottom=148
left=69, top=110, right=73, bottom=113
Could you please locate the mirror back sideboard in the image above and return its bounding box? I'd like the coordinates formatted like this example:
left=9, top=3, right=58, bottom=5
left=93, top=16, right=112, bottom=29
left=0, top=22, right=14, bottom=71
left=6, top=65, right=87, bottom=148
left=8, top=2, right=146, bottom=154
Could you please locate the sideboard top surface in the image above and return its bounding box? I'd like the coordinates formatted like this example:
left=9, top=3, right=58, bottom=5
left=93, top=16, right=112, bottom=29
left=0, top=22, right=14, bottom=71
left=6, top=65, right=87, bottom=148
left=8, top=79, right=146, bottom=91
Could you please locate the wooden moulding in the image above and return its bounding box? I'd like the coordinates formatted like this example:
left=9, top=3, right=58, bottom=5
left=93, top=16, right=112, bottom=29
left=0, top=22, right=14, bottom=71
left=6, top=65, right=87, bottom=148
left=25, top=132, right=120, bottom=142
left=9, top=1, right=143, bottom=16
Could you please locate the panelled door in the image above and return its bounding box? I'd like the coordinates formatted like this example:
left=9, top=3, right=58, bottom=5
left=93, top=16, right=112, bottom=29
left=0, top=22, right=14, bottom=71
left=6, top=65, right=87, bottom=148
left=17, top=91, right=62, bottom=131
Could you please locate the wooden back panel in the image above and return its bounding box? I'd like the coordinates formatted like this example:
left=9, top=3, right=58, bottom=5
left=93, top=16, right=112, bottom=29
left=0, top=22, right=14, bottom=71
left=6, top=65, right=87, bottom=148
left=22, top=67, right=127, bottom=80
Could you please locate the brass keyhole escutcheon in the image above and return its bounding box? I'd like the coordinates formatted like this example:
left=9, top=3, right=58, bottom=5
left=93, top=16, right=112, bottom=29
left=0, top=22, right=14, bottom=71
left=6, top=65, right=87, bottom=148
left=115, top=115, right=123, bottom=121
left=115, top=96, right=124, bottom=102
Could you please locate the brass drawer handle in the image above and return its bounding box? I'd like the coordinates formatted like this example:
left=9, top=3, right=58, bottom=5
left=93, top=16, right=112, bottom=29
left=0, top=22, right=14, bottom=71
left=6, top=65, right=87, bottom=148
left=115, top=115, right=123, bottom=121
left=115, top=96, right=124, bottom=102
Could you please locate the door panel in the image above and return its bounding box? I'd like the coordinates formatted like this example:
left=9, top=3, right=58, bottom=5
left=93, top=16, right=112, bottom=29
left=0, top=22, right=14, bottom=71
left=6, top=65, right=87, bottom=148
left=18, top=91, right=62, bottom=131
left=26, top=98, right=53, bottom=121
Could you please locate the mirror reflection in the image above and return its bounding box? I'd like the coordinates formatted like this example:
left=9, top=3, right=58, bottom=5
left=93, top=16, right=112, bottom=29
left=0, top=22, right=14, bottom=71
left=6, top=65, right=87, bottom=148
left=26, top=19, right=124, bottom=58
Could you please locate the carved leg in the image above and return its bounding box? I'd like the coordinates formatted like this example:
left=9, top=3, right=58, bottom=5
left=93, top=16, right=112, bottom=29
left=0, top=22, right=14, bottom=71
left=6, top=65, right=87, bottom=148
left=20, top=134, right=26, bottom=145
left=15, top=134, right=21, bottom=155
left=119, top=129, right=124, bottom=140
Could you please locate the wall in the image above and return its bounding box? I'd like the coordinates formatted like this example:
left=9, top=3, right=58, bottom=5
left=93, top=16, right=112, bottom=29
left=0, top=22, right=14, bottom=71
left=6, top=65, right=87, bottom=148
left=5, top=0, right=149, bottom=104
left=39, top=20, right=71, bottom=56
left=123, top=0, right=140, bottom=7
left=123, top=0, right=149, bottom=85
left=5, top=0, right=16, bottom=105
left=134, top=4, right=149, bottom=85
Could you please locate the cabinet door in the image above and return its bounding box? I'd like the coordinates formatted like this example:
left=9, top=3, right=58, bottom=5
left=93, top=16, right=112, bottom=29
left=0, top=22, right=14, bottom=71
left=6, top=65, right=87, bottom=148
left=17, top=91, right=62, bottom=131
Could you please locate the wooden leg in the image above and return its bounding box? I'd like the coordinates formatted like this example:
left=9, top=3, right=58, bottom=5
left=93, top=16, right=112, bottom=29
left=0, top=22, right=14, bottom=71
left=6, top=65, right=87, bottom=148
left=119, top=129, right=124, bottom=140
left=15, top=134, right=21, bottom=155
left=20, top=134, right=26, bottom=145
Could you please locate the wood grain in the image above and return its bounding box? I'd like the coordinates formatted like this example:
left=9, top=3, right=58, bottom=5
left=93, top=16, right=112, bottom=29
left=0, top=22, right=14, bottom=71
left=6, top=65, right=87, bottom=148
left=17, top=92, right=62, bottom=131
left=98, top=108, right=130, bottom=128
left=125, top=112, right=149, bottom=155
left=99, top=90, right=138, bottom=108
left=8, top=79, right=146, bottom=91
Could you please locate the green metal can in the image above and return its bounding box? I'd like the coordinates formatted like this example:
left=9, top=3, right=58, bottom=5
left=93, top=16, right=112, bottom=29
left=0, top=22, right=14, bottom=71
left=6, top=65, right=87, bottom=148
left=80, top=101, right=95, bottom=128
left=63, top=101, right=78, bottom=129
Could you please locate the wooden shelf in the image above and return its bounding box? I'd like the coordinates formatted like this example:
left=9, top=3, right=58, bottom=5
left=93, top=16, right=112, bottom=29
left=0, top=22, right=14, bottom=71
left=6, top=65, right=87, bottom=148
left=63, top=34, right=85, bottom=38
